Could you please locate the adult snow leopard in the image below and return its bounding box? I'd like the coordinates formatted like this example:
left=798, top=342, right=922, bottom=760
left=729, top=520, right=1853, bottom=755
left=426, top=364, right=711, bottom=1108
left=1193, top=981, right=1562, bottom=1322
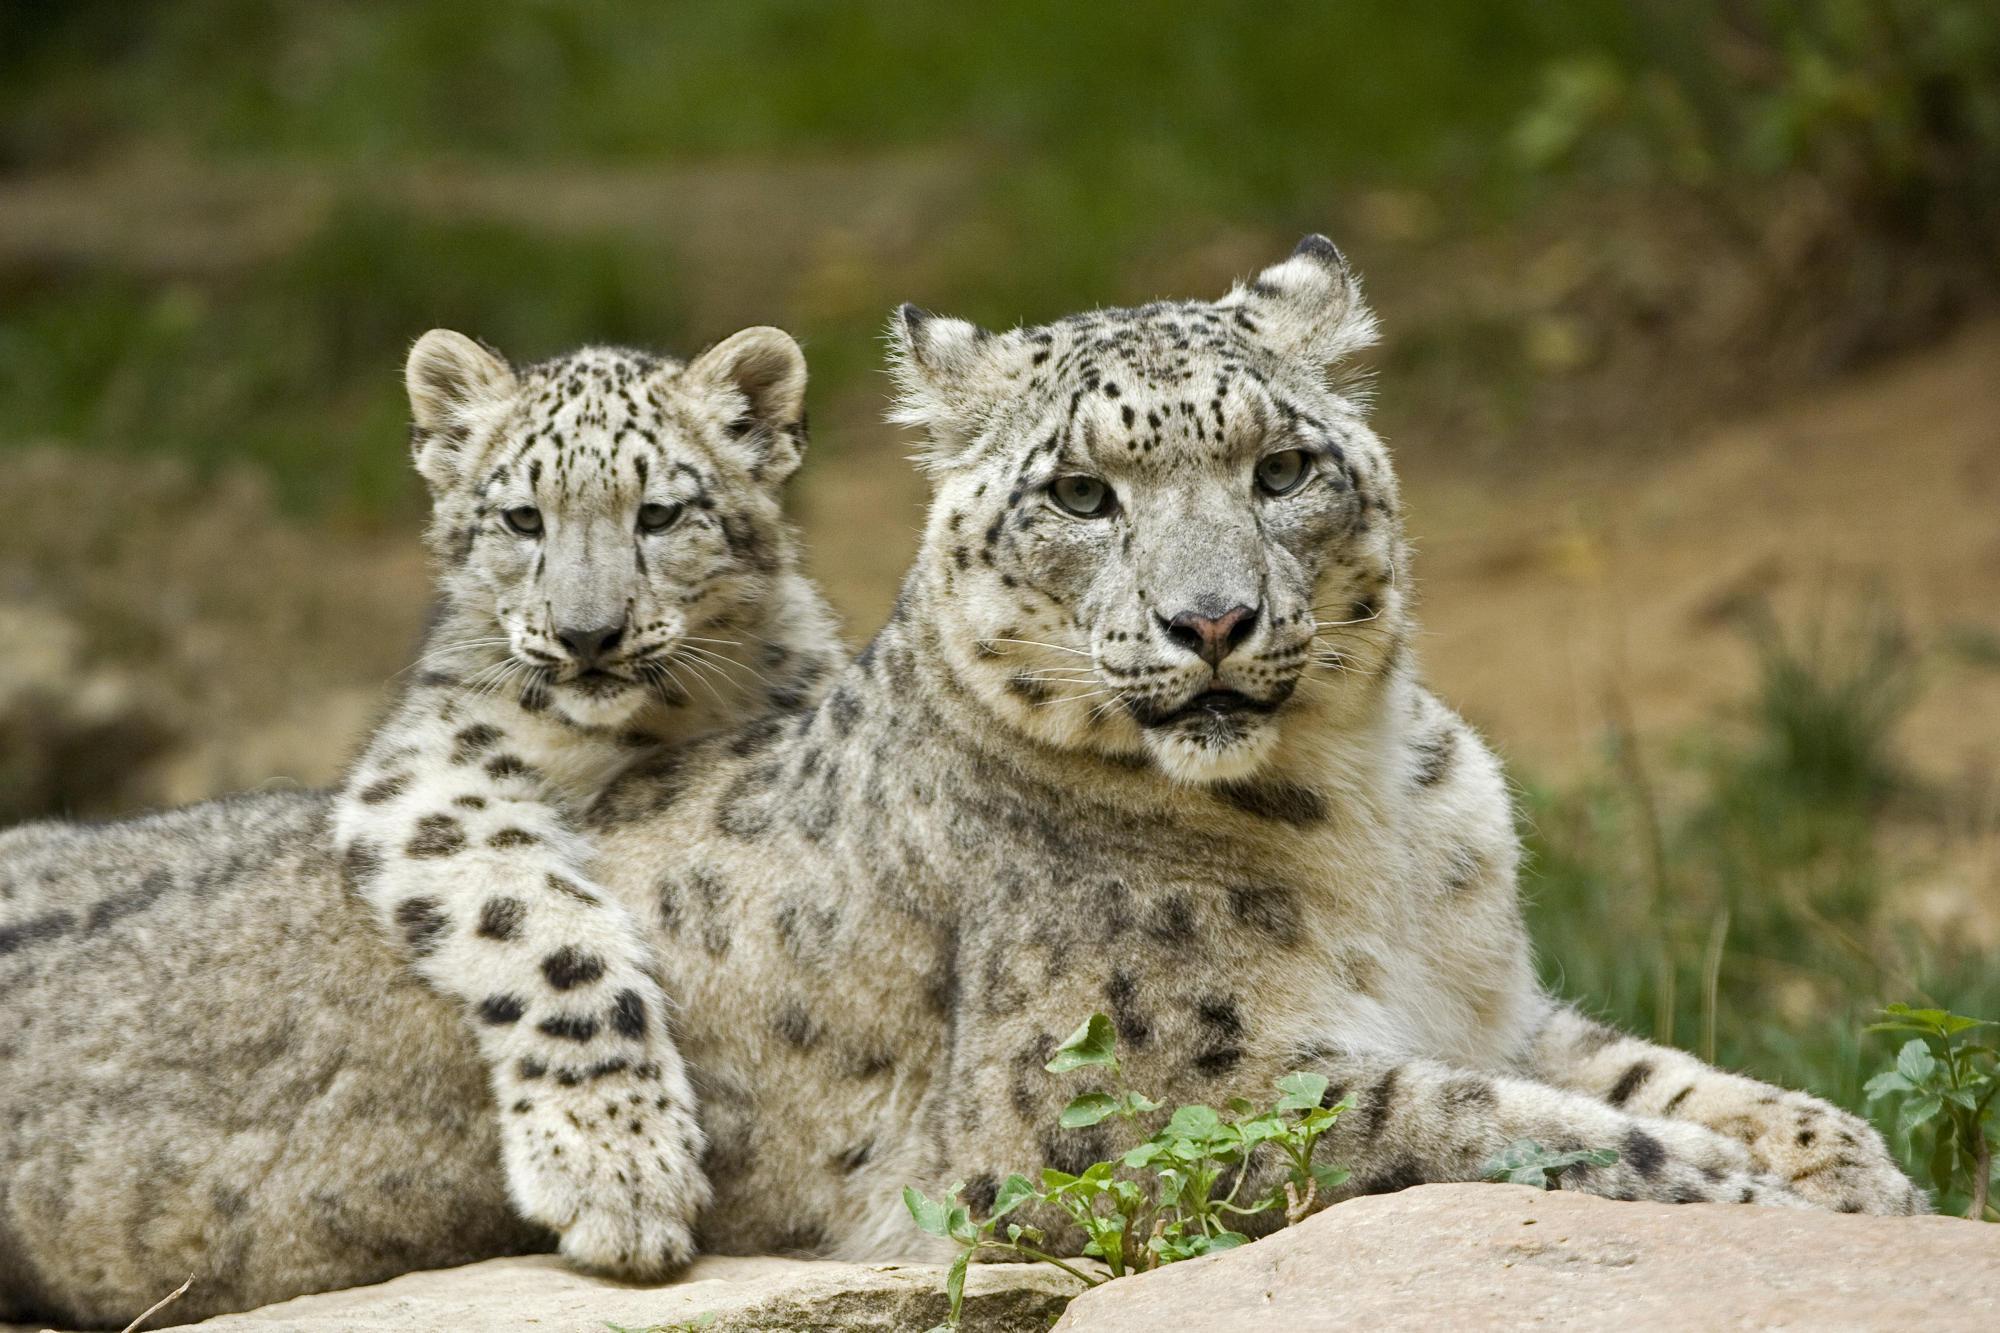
left=0, top=239, right=1921, bottom=1328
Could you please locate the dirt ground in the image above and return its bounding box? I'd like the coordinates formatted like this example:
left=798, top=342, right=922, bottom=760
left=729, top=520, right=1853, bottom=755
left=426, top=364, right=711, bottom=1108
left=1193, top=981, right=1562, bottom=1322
left=3, top=315, right=1997, bottom=825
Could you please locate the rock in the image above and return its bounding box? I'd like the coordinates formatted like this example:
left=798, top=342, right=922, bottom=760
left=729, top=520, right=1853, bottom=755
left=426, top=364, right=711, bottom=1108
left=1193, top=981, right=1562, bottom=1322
left=1053, top=1183, right=2000, bottom=1331
left=11, top=1186, right=1989, bottom=1331
left=125, top=1252, right=1080, bottom=1332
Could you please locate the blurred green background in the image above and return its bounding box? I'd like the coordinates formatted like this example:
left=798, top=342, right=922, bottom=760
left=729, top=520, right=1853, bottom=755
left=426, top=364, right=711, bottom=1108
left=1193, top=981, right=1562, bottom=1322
left=3, top=0, right=1998, bottom=1210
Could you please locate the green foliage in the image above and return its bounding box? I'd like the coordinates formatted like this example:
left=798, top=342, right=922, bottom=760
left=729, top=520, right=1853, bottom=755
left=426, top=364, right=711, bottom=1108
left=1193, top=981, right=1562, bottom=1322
left=1864, top=1004, right=1998, bottom=1220
left=0, top=204, right=686, bottom=515
left=903, top=1014, right=1349, bottom=1331
left=6, top=2, right=1991, bottom=515
left=1515, top=0, right=2000, bottom=234
left=0, top=1, right=1658, bottom=516
left=1523, top=607, right=2000, bottom=1210
left=1482, top=1139, right=1620, bottom=1190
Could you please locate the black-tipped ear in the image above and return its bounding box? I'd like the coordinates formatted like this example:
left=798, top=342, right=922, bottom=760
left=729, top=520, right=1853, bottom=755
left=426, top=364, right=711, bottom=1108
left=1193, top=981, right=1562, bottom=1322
left=1291, top=233, right=1344, bottom=264
left=406, top=329, right=517, bottom=492
left=887, top=303, right=1028, bottom=469
left=1219, top=235, right=1378, bottom=366
left=686, top=326, right=810, bottom=486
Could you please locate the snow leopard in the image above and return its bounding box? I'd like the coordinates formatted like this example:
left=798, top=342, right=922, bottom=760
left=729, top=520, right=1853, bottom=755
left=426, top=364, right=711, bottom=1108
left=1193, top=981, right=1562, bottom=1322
left=0, top=239, right=1922, bottom=1329
left=332, top=326, right=840, bottom=1279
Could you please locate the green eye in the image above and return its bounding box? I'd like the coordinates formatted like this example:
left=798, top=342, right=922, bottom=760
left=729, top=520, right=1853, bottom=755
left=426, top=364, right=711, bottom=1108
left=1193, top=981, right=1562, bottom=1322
left=637, top=502, right=684, bottom=533
left=503, top=506, right=543, bottom=536
left=1255, top=449, right=1310, bottom=497
left=1050, top=475, right=1115, bottom=519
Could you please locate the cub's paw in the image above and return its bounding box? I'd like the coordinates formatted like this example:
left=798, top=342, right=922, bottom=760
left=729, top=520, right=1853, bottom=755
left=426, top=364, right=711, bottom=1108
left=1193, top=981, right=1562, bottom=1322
left=500, top=1069, right=711, bottom=1279
left=1729, top=1093, right=1928, bottom=1216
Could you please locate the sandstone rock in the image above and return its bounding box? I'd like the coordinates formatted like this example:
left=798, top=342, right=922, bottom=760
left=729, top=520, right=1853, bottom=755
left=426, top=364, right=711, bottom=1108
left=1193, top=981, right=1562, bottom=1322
left=122, top=1252, right=1081, bottom=1332
left=11, top=1185, right=1990, bottom=1331
left=1054, top=1183, right=2000, bottom=1332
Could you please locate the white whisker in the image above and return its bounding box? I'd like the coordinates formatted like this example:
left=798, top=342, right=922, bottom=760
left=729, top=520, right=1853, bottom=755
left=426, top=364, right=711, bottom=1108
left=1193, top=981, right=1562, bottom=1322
left=984, top=637, right=1092, bottom=657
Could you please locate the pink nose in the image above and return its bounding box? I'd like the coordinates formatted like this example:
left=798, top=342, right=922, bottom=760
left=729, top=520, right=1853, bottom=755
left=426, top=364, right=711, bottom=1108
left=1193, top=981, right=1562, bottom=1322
left=1163, top=604, right=1258, bottom=668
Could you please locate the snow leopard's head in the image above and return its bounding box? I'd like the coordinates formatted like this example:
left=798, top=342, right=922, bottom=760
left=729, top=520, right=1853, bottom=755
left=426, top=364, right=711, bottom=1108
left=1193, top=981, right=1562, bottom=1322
left=891, top=237, right=1407, bottom=782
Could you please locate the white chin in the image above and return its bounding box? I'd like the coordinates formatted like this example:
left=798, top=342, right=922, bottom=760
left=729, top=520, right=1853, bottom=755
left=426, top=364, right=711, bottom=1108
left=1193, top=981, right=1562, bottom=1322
left=551, top=683, right=644, bottom=728
left=1144, top=721, right=1277, bottom=785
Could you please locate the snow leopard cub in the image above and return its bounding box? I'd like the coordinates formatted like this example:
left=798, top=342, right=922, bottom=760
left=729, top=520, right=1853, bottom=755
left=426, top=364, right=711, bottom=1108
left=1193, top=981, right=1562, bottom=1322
left=332, top=326, right=840, bottom=1277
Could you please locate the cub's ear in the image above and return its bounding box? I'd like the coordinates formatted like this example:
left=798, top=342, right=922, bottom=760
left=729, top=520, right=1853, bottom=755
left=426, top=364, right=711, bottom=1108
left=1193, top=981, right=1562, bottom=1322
left=406, top=329, right=517, bottom=493
left=1218, top=234, right=1378, bottom=367
left=887, top=303, right=1033, bottom=471
left=684, top=326, right=810, bottom=486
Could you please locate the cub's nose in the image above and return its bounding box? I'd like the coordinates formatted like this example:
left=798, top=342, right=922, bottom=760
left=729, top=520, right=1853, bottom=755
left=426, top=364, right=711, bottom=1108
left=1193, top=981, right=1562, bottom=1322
left=556, top=621, right=626, bottom=668
left=1160, top=604, right=1259, bottom=669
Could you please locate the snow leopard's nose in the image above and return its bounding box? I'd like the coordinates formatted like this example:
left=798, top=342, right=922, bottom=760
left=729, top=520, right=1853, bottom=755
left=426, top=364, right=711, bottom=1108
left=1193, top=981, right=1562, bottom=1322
left=1160, top=604, right=1258, bottom=669
left=556, top=620, right=626, bottom=668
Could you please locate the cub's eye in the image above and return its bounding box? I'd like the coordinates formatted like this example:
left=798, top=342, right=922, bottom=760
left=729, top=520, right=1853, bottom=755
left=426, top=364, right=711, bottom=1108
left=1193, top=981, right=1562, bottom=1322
left=1050, top=475, right=1116, bottom=519
left=637, top=502, right=684, bottom=534
left=1255, top=449, right=1311, bottom=497
left=503, top=506, right=544, bottom=536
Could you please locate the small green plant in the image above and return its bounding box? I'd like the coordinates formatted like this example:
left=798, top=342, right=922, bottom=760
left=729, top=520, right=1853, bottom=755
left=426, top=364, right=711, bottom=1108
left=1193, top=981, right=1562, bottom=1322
left=1864, top=1004, right=1998, bottom=1220
left=1482, top=1139, right=1620, bottom=1190
left=903, top=1014, right=1350, bottom=1331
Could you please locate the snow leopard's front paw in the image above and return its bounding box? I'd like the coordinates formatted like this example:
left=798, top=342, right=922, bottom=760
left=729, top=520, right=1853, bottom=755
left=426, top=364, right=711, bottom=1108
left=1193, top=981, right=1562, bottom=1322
left=1580, top=1116, right=1813, bottom=1208
left=1720, top=1090, right=1929, bottom=1216
left=500, top=1066, right=711, bottom=1279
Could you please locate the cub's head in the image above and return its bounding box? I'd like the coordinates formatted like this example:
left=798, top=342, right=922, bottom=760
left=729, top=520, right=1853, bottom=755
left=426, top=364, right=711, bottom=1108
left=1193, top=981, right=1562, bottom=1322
left=890, top=237, right=1407, bottom=783
left=405, top=326, right=808, bottom=728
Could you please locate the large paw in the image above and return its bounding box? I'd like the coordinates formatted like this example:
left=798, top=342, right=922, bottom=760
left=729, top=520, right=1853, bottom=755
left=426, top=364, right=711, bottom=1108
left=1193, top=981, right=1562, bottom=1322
left=501, top=1068, right=711, bottom=1279
left=1557, top=1116, right=1811, bottom=1208
left=1723, top=1092, right=1929, bottom=1216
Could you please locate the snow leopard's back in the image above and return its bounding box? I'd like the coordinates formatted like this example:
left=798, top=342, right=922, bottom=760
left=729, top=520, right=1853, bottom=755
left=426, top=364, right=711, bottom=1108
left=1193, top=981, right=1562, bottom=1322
left=0, top=790, right=539, bottom=1328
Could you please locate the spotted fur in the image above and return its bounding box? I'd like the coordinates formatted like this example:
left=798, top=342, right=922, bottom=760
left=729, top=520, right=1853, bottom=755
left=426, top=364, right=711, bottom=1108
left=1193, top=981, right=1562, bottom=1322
left=339, top=327, right=841, bottom=1281
left=0, top=240, right=1922, bottom=1329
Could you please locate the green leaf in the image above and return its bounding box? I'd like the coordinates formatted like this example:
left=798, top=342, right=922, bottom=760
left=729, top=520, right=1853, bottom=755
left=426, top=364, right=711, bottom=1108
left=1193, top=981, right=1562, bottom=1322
left=1060, top=1092, right=1120, bottom=1128
left=1294, top=1106, right=1339, bottom=1134
left=1311, top=1163, right=1350, bottom=1194
left=944, top=1250, right=970, bottom=1326
left=1864, top=1070, right=1915, bottom=1100
left=946, top=1202, right=976, bottom=1244
left=1123, top=1091, right=1162, bottom=1115
left=904, top=1186, right=952, bottom=1238
left=1123, top=1140, right=1167, bottom=1169
left=1896, top=1039, right=1941, bottom=1087
left=1225, top=1097, right=1257, bottom=1116
left=1276, top=1071, right=1330, bottom=1112
left=1165, top=1103, right=1224, bottom=1140
left=1879, top=1004, right=1992, bottom=1037
left=1046, top=1014, right=1118, bottom=1073
left=991, top=1174, right=1038, bottom=1219
left=1040, top=1167, right=1079, bottom=1191
left=1235, top=1114, right=1286, bottom=1148
left=1482, top=1139, right=1619, bottom=1189
left=1899, top=1093, right=1943, bottom=1136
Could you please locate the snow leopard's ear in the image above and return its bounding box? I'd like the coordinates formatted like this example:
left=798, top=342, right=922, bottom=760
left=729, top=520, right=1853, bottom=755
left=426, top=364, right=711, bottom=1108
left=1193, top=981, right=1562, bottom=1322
left=1217, top=235, right=1378, bottom=368
left=887, top=303, right=1035, bottom=471
left=683, top=326, right=810, bottom=488
left=406, top=329, right=518, bottom=494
